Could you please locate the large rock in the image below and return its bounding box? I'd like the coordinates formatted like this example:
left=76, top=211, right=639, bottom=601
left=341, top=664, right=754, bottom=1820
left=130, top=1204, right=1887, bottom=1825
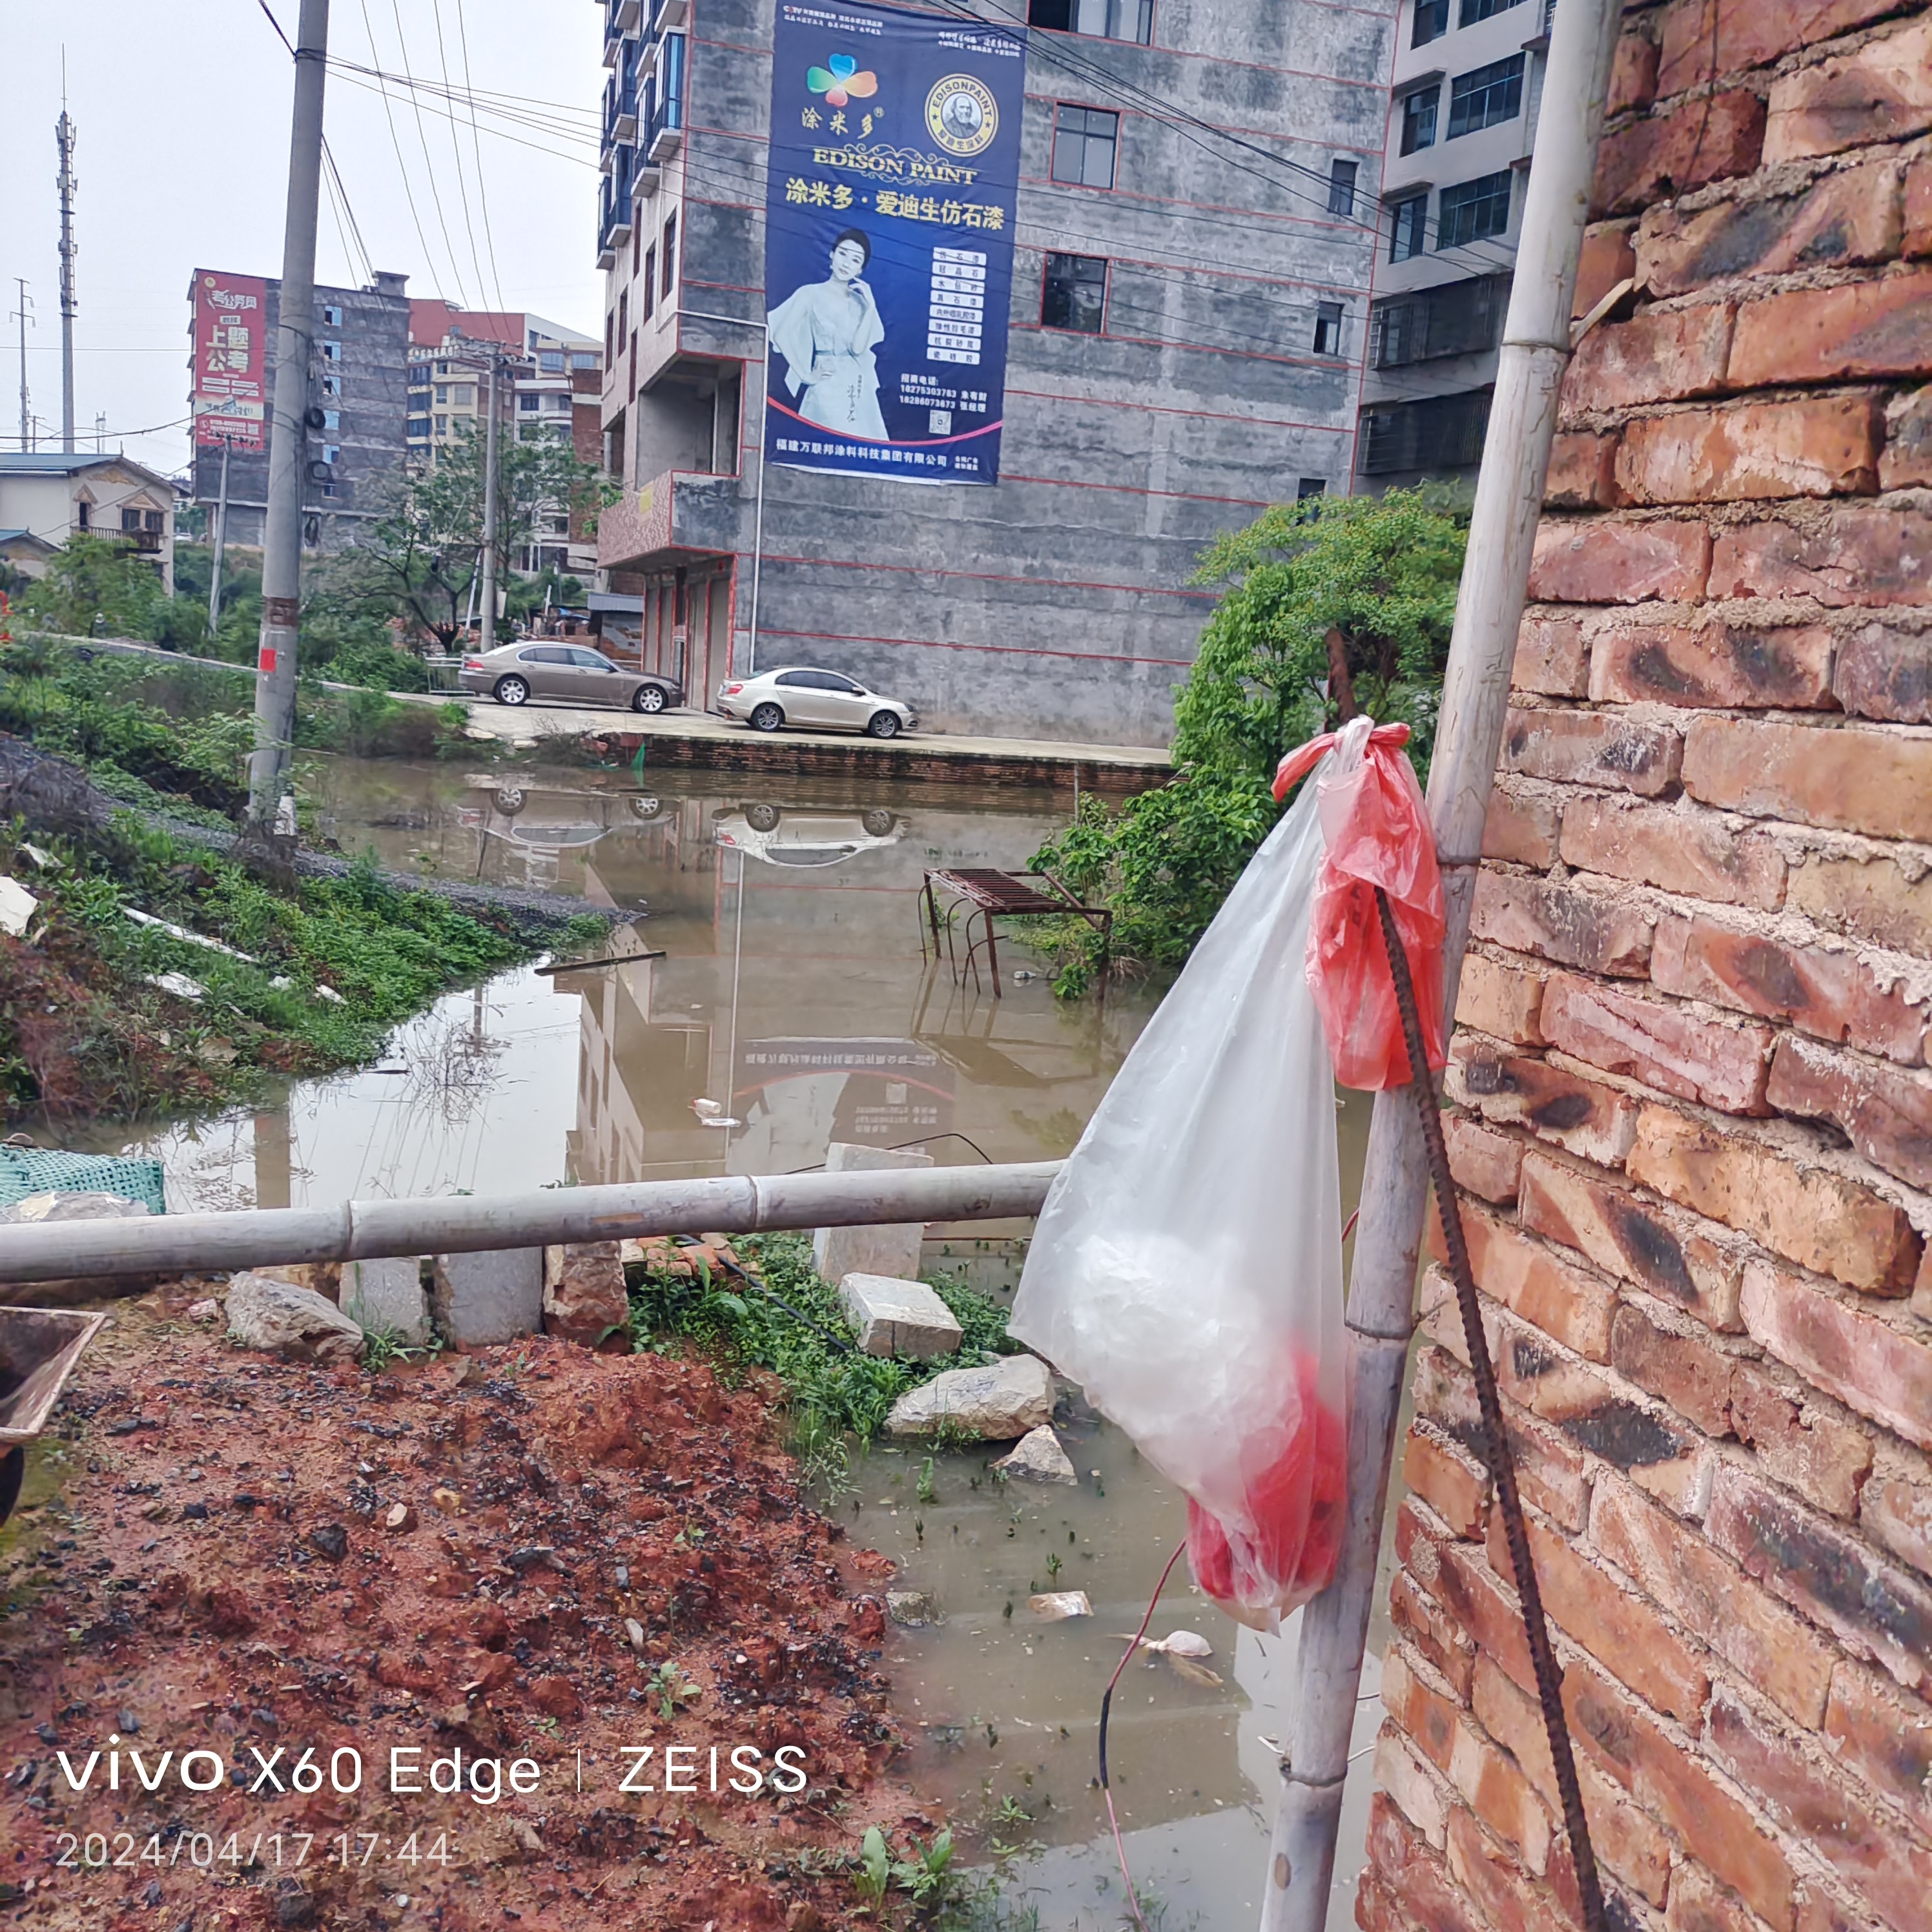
left=814, top=1142, right=929, bottom=1284
left=993, top=1424, right=1078, bottom=1485
left=342, top=1257, right=431, bottom=1347
left=225, top=1271, right=365, bottom=1365
left=885, top=1353, right=1054, bottom=1441
left=431, top=1248, right=543, bottom=1350
left=838, top=1272, right=963, bottom=1361
left=542, top=1242, right=629, bottom=1348
left=0, top=1190, right=157, bottom=1308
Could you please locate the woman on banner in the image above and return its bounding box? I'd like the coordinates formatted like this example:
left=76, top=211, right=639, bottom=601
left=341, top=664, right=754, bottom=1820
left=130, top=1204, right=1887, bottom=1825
left=767, top=228, right=888, bottom=441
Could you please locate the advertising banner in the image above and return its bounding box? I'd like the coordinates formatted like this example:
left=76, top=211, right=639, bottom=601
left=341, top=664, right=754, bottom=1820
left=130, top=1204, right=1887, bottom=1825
left=763, top=0, right=1023, bottom=485
left=192, top=270, right=269, bottom=449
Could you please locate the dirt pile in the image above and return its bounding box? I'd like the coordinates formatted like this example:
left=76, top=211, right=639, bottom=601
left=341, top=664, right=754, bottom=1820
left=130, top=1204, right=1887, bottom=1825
left=0, top=1293, right=921, bottom=1929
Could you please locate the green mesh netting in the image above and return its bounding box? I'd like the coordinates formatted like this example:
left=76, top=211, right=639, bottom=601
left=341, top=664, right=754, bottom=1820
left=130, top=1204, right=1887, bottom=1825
left=0, top=1147, right=167, bottom=1216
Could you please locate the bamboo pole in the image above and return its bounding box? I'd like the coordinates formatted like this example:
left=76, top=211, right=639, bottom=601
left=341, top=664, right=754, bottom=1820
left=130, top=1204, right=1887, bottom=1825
left=0, top=1162, right=1062, bottom=1288
left=1259, top=3, right=1625, bottom=1926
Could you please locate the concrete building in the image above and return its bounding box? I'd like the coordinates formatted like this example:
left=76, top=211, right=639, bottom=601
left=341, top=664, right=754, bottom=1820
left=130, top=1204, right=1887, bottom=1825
left=1354, top=0, right=1554, bottom=489
left=0, top=451, right=179, bottom=591
left=592, top=0, right=1397, bottom=746
left=188, top=269, right=412, bottom=550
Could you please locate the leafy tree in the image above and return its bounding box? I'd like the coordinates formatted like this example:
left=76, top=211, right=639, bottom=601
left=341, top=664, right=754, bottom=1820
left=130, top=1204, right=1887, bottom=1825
left=13, top=535, right=171, bottom=641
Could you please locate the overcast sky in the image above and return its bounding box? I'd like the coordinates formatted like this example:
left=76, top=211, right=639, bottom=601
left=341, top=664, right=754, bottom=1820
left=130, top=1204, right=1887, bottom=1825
left=0, top=1, right=606, bottom=480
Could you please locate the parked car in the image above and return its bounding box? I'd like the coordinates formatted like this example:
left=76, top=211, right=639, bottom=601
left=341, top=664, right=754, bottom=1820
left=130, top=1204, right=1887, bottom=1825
left=459, top=641, right=684, bottom=714
left=714, top=667, right=916, bottom=738
left=713, top=803, right=903, bottom=868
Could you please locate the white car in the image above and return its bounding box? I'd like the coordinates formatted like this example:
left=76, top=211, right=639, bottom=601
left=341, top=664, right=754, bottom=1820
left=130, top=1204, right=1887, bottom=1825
left=713, top=804, right=903, bottom=868
left=715, top=667, right=917, bottom=738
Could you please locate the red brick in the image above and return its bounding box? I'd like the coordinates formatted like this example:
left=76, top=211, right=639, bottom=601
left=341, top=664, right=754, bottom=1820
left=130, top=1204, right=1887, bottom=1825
left=1705, top=1680, right=1932, bottom=1932
left=1392, top=1567, right=1479, bottom=1699
left=1383, top=1642, right=1467, bottom=1773
left=1629, top=1104, right=1922, bottom=1294
left=1590, top=1477, right=1836, bottom=1728
left=1592, top=91, right=1767, bottom=219
left=1446, top=1036, right=1643, bottom=1169
left=1614, top=395, right=1884, bottom=504
left=1545, top=431, right=1624, bottom=509
left=1608, top=1299, right=1740, bottom=1437
left=1560, top=793, right=1787, bottom=911
left=1450, top=1729, right=1557, bottom=1880
left=1861, top=1459, right=1932, bottom=1578
left=1764, top=17, right=1932, bottom=163
left=1562, top=302, right=1734, bottom=413
left=1650, top=912, right=1929, bottom=1066
left=1541, top=971, right=1774, bottom=1113
left=1878, top=384, right=1932, bottom=491
left=1456, top=949, right=1550, bottom=1045
left=1406, top=1419, right=1494, bottom=1539
left=1682, top=715, right=1932, bottom=845
left=1657, top=0, right=1904, bottom=96
left=1513, top=614, right=1590, bottom=699
left=1444, top=1110, right=1525, bottom=1206
left=1833, top=617, right=1932, bottom=723
left=1445, top=1807, right=1569, bottom=1932
left=1787, top=851, right=1932, bottom=956
left=1608, top=28, right=1660, bottom=114
left=1708, top=1463, right=1932, bottom=1696
left=1470, top=873, right=1655, bottom=981
left=1575, top=222, right=1638, bottom=321
left=1353, top=1869, right=1414, bottom=1932
left=1708, top=504, right=1932, bottom=608
left=1731, top=271, right=1932, bottom=390
left=1666, top=1860, right=1772, bottom=1932
left=1767, top=1033, right=1932, bottom=1191
left=1486, top=1503, right=1711, bottom=1726
left=1500, top=706, right=1683, bottom=796
left=1909, top=154, right=1932, bottom=258
left=1635, top=161, right=1906, bottom=298
left=1421, top=1520, right=1543, bottom=1697
left=1528, top=517, right=1712, bottom=604
left=1484, top=783, right=1561, bottom=868
left=1742, top=1257, right=1932, bottom=1450
left=1519, top=1148, right=1745, bottom=1331
left=1428, top=1191, right=1619, bottom=1359
left=1366, top=1788, right=1474, bottom=1924
left=1729, top=1361, right=1875, bottom=1519
left=1824, top=1661, right=1932, bottom=1836
left=1587, top=615, right=1834, bottom=711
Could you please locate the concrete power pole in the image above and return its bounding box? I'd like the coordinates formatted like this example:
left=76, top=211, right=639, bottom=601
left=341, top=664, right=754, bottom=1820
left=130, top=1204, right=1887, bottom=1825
left=9, top=283, right=30, bottom=452
left=247, top=0, right=329, bottom=827
left=56, top=110, right=76, bottom=453
left=478, top=351, right=501, bottom=653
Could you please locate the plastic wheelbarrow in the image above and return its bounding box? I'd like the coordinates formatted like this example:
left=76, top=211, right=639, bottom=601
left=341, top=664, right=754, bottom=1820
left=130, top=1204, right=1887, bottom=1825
left=0, top=1308, right=108, bottom=1525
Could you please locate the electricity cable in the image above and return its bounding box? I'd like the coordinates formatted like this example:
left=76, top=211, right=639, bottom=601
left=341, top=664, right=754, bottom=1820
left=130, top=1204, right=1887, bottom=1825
left=356, top=0, right=450, bottom=301
left=388, top=0, right=473, bottom=304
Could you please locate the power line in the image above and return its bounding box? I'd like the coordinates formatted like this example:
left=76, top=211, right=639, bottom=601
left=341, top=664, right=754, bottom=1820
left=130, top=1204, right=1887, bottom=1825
left=356, top=0, right=447, bottom=301
left=453, top=0, right=509, bottom=314
left=429, top=0, right=493, bottom=311
left=387, top=0, right=471, bottom=304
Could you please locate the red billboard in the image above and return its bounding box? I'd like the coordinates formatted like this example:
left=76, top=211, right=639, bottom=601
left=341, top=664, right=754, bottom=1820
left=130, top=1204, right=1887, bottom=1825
left=192, top=270, right=269, bottom=449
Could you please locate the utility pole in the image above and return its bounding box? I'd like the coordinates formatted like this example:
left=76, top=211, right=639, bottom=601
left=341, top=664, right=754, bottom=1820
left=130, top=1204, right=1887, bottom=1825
left=92, top=410, right=105, bottom=453
left=9, top=283, right=30, bottom=452
left=478, top=349, right=501, bottom=652
left=209, top=436, right=232, bottom=632
left=56, top=108, right=77, bottom=453
left=247, top=0, right=329, bottom=828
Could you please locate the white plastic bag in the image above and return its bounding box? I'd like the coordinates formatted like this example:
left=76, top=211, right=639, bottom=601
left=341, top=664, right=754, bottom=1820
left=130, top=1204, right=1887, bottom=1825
left=1009, top=753, right=1347, bottom=1629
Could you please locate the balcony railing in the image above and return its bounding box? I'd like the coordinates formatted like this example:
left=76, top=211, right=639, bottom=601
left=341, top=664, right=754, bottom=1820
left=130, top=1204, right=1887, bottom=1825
left=646, top=36, right=685, bottom=159
left=648, top=0, right=687, bottom=35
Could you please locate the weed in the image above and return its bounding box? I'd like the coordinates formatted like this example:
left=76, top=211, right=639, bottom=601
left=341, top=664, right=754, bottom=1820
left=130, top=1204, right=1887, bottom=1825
left=358, top=1326, right=431, bottom=1372
left=644, top=1661, right=699, bottom=1720
left=917, top=1455, right=937, bottom=1504
left=1044, top=1552, right=1062, bottom=1581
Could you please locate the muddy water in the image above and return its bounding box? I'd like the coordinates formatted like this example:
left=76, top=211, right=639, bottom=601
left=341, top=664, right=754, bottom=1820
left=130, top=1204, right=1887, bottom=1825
left=89, top=755, right=1398, bottom=1928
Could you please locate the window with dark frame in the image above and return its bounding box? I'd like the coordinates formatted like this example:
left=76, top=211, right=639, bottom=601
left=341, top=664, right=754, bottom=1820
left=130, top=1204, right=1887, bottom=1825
left=1371, top=272, right=1509, bottom=367
left=663, top=217, right=677, bottom=297
left=1437, top=169, right=1513, bottom=248
left=1041, top=252, right=1107, bottom=333
left=1401, top=85, right=1439, bottom=155
left=1448, top=54, right=1526, bottom=139
left=1297, top=478, right=1328, bottom=501
left=1459, top=0, right=1526, bottom=24
left=605, top=309, right=615, bottom=364
left=1027, top=0, right=1154, bottom=44
left=1313, top=301, right=1344, bottom=357
left=1412, top=0, right=1449, bottom=45
left=1389, top=193, right=1428, bottom=262
left=1328, top=159, right=1357, bottom=217
left=628, top=329, right=638, bottom=403
left=1361, top=387, right=1493, bottom=475
left=1051, top=105, right=1120, bottom=188
left=643, top=249, right=657, bottom=319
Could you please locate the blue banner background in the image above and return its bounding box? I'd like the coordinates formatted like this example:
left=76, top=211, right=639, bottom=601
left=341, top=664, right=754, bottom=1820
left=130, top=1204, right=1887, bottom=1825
left=763, top=0, right=1023, bottom=486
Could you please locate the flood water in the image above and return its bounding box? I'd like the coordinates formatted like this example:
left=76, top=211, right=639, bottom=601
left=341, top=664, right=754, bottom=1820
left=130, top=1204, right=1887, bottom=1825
left=87, top=754, right=1396, bottom=1929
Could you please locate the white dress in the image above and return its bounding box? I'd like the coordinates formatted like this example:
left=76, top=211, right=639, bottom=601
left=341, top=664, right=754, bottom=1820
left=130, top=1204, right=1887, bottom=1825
left=767, top=280, right=888, bottom=441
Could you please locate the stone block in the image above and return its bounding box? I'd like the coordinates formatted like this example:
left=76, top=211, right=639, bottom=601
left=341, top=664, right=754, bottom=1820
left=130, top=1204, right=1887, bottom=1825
left=225, top=1271, right=364, bottom=1366
left=341, top=1257, right=430, bottom=1348
left=431, top=1247, right=544, bottom=1350
left=885, top=1352, right=1054, bottom=1440
left=542, top=1241, right=629, bottom=1348
left=812, top=1142, right=930, bottom=1284
left=991, top=1423, right=1078, bottom=1483
left=837, top=1271, right=963, bottom=1360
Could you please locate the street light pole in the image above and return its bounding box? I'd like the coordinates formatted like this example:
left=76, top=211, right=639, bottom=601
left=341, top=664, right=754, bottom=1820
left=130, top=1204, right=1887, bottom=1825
left=247, top=0, right=329, bottom=827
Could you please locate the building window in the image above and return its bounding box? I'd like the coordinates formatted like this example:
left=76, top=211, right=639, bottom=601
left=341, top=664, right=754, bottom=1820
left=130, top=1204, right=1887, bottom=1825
left=321, top=340, right=342, bottom=362
left=662, top=216, right=677, bottom=297
left=322, top=409, right=340, bottom=431
left=1027, top=0, right=1154, bottom=45
left=435, top=415, right=448, bottom=434
left=320, top=444, right=340, bottom=464
left=573, top=351, right=601, bottom=370
left=120, top=506, right=144, bottom=531
left=322, top=304, right=343, bottom=326
left=1328, top=159, right=1357, bottom=217
left=1052, top=105, right=1120, bottom=187
left=1362, top=388, right=1493, bottom=475
left=629, top=330, right=639, bottom=402
left=1439, top=169, right=1514, bottom=247
left=618, top=290, right=628, bottom=340
left=1448, top=55, right=1526, bottom=139
left=409, top=416, right=431, bottom=438
left=605, top=309, right=615, bottom=363
left=1413, top=0, right=1449, bottom=43
left=1041, top=252, right=1107, bottom=332
left=1373, top=273, right=1509, bottom=365
left=643, top=249, right=657, bottom=320
left=1389, top=193, right=1428, bottom=262
left=1401, top=86, right=1439, bottom=155
left=1313, top=302, right=1344, bottom=356
left=435, top=385, right=449, bottom=404
left=1459, top=0, right=1526, bottom=23
left=1297, top=478, right=1328, bottom=501
left=519, top=393, right=540, bottom=411
left=322, top=372, right=342, bottom=396
left=76, top=500, right=89, bottom=530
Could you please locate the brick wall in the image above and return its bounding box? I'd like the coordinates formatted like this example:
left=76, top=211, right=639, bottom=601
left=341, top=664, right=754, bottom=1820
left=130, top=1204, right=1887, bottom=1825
left=1361, top=7, right=1932, bottom=1932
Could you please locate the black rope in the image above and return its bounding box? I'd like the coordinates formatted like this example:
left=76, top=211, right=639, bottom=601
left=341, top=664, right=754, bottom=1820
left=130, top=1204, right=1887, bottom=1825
left=1374, top=885, right=1609, bottom=1932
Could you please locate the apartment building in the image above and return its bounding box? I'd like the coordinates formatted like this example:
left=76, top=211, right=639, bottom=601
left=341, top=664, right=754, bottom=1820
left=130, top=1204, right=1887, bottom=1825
left=1355, top=0, right=1554, bottom=488
left=591, top=0, right=1398, bottom=746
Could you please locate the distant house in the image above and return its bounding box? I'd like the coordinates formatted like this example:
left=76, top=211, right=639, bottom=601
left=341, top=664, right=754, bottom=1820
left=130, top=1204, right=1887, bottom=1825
left=0, top=453, right=179, bottom=593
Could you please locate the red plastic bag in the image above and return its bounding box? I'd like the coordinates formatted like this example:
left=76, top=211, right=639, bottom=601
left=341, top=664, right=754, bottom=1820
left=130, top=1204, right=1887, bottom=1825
left=1274, top=716, right=1446, bottom=1093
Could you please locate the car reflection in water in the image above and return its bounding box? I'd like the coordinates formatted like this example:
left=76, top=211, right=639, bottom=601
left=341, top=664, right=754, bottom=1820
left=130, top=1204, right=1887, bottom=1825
left=458, top=778, right=672, bottom=887
left=712, top=802, right=904, bottom=869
